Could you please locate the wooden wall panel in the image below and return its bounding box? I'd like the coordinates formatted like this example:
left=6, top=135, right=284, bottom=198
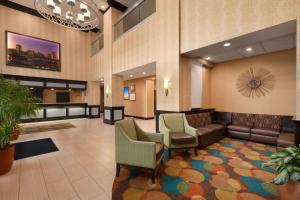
left=0, top=6, right=91, bottom=81
left=180, top=0, right=298, bottom=53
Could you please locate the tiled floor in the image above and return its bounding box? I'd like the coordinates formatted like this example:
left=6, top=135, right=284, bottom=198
left=0, top=117, right=155, bottom=200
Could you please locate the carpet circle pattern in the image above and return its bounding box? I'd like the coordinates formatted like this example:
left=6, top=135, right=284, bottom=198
left=112, top=138, right=278, bottom=200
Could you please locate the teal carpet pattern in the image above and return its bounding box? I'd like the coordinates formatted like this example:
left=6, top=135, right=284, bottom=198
left=112, top=138, right=278, bottom=200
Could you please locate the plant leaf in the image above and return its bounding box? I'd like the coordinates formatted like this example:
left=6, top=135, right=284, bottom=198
left=290, top=172, right=300, bottom=181
left=284, top=156, right=293, bottom=164
left=273, top=169, right=289, bottom=185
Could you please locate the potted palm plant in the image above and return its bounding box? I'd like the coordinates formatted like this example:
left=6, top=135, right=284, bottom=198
left=0, top=77, right=40, bottom=140
left=263, top=145, right=300, bottom=200
left=0, top=121, right=14, bottom=175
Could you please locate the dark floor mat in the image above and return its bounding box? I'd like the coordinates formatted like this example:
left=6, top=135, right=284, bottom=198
left=14, top=138, right=59, bottom=160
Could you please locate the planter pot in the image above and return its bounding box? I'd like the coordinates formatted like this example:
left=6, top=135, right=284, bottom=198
left=0, top=145, right=15, bottom=175
left=11, top=129, right=20, bottom=140
left=279, top=181, right=300, bottom=200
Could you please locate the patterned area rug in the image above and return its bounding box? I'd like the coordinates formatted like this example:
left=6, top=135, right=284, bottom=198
left=22, top=123, right=76, bottom=134
left=112, top=138, right=278, bottom=200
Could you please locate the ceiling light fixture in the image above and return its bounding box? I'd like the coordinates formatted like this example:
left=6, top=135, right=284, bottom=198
left=130, top=75, right=133, bottom=78
left=223, top=42, right=231, bottom=47
left=35, top=0, right=100, bottom=30
left=205, top=57, right=211, bottom=60
left=246, top=47, right=253, bottom=52
left=142, top=72, right=146, bottom=75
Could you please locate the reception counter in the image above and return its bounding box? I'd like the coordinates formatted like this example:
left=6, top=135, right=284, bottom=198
left=21, top=103, right=101, bottom=122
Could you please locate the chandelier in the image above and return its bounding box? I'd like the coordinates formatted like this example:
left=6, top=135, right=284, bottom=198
left=35, top=0, right=100, bottom=30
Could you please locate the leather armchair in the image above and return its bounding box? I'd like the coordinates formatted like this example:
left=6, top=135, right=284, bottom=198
left=115, top=118, right=164, bottom=184
left=159, top=113, right=198, bottom=158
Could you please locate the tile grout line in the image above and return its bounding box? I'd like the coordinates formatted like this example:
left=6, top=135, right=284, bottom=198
left=37, top=157, right=52, bottom=200
left=54, top=151, right=84, bottom=200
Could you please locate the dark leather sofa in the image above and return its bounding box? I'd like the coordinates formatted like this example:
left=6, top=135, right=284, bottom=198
left=227, top=113, right=295, bottom=146
left=186, top=112, right=227, bottom=148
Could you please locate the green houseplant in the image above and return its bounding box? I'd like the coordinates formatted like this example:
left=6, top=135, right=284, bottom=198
left=0, top=77, right=41, bottom=140
left=263, top=145, right=300, bottom=200
left=0, top=121, right=14, bottom=175
left=0, top=77, right=41, bottom=175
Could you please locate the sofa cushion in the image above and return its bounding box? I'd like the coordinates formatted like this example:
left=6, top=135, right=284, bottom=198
left=228, top=125, right=250, bottom=133
left=251, top=128, right=280, bottom=137
left=253, top=114, right=281, bottom=131
left=277, top=133, right=295, bottom=148
left=186, top=113, right=212, bottom=128
left=228, top=130, right=250, bottom=140
left=251, top=134, right=277, bottom=145
left=201, top=124, right=225, bottom=131
left=197, top=128, right=213, bottom=135
left=170, top=132, right=196, bottom=145
left=155, top=143, right=164, bottom=160
left=232, top=113, right=253, bottom=127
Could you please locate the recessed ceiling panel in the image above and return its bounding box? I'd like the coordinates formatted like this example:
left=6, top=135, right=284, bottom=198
left=262, top=34, right=295, bottom=53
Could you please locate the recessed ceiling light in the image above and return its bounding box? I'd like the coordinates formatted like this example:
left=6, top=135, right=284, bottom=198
left=51, top=88, right=54, bottom=90
left=30, top=87, right=34, bottom=90
left=246, top=47, right=253, bottom=52
left=223, top=42, right=231, bottom=47
left=142, top=72, right=146, bottom=75
left=100, top=5, right=106, bottom=10
left=205, top=57, right=211, bottom=60
left=130, top=75, right=133, bottom=78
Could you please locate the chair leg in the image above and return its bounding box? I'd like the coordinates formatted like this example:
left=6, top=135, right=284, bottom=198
left=194, top=147, right=198, bottom=156
left=169, top=149, right=172, bottom=159
left=116, top=163, right=120, bottom=177
left=151, top=169, right=155, bottom=184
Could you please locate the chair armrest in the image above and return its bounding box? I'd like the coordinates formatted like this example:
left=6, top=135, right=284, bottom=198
left=159, top=115, right=171, bottom=147
left=134, top=120, right=164, bottom=143
left=138, top=131, right=164, bottom=143
left=183, top=116, right=198, bottom=138
left=115, top=127, right=156, bottom=168
left=184, top=124, right=198, bottom=137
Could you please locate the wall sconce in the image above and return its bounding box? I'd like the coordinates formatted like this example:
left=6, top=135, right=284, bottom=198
left=105, top=85, right=110, bottom=98
left=164, top=79, right=169, bottom=96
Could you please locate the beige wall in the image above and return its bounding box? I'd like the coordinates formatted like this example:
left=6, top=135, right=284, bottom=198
left=43, top=89, right=85, bottom=103
left=92, top=0, right=182, bottom=111
left=0, top=6, right=92, bottom=81
left=180, top=0, right=298, bottom=53
left=211, top=49, right=296, bottom=115
left=124, top=77, right=155, bottom=118
left=202, top=66, right=212, bottom=108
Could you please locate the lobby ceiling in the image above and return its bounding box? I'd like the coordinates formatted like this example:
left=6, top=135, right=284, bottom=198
left=6, top=0, right=139, bottom=31
left=184, top=20, right=296, bottom=64
left=116, top=62, right=156, bottom=80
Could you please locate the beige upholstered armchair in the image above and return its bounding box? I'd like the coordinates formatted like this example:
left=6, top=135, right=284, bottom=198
left=159, top=113, right=198, bottom=158
left=115, top=118, right=164, bottom=184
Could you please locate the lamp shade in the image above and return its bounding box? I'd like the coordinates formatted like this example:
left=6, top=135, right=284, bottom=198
left=80, top=3, right=88, bottom=13
left=46, top=0, right=55, bottom=9
left=84, top=10, right=91, bottom=21
left=53, top=6, right=61, bottom=16
left=67, top=0, right=75, bottom=6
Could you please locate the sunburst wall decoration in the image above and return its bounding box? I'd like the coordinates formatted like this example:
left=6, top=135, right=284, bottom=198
left=236, top=68, right=275, bottom=98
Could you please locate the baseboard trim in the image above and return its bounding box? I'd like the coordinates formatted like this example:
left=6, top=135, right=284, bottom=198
left=125, top=115, right=154, bottom=120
